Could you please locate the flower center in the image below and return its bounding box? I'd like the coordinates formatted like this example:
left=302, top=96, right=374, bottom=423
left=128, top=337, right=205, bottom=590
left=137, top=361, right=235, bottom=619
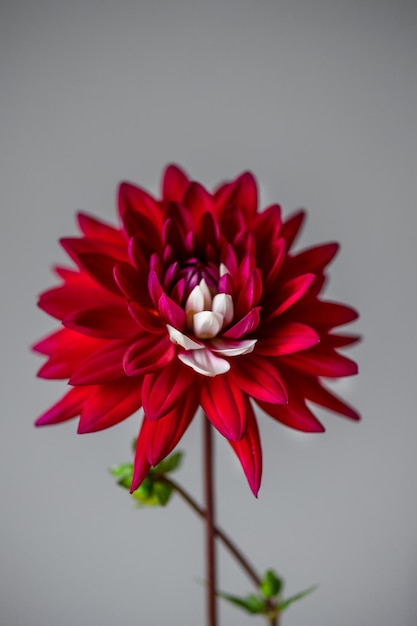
left=165, top=270, right=256, bottom=377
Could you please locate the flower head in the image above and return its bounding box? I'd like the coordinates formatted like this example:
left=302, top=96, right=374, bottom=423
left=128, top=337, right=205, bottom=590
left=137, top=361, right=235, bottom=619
left=34, top=165, right=359, bottom=496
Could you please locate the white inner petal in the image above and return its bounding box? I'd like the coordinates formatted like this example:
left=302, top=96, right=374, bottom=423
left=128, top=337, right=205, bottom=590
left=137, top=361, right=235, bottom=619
left=199, top=278, right=213, bottom=309
left=212, top=293, right=234, bottom=327
left=185, top=284, right=205, bottom=316
left=179, top=348, right=230, bottom=376
left=193, top=311, right=223, bottom=338
left=219, top=263, right=230, bottom=277
left=166, top=324, right=204, bottom=350
left=211, top=338, right=257, bottom=356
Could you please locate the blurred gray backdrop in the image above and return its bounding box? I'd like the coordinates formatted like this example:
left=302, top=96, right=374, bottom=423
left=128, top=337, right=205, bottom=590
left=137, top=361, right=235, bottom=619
left=1, top=1, right=416, bottom=625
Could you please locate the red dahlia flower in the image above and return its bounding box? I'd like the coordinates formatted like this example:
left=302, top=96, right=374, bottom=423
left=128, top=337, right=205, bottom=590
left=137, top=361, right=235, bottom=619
left=34, top=165, right=359, bottom=496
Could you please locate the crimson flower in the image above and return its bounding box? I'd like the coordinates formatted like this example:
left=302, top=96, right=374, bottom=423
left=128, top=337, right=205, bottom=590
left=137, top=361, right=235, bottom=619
left=34, top=165, right=359, bottom=496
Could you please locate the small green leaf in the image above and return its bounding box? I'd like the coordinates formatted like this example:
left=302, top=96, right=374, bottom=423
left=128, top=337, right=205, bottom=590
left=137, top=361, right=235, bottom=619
left=279, top=585, right=318, bottom=611
left=259, top=569, right=283, bottom=599
left=110, top=463, right=134, bottom=490
left=217, top=591, right=267, bottom=615
left=153, top=451, right=183, bottom=475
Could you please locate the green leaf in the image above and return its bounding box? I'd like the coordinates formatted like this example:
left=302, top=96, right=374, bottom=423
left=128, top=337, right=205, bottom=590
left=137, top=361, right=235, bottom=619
left=259, top=569, right=283, bottom=599
left=153, top=451, right=183, bottom=475
left=279, top=585, right=318, bottom=611
left=110, top=463, right=134, bottom=490
left=131, top=476, right=174, bottom=507
left=217, top=591, right=267, bottom=615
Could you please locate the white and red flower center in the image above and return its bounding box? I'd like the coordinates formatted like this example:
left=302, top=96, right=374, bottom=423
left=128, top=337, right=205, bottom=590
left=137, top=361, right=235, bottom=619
left=166, top=271, right=256, bottom=377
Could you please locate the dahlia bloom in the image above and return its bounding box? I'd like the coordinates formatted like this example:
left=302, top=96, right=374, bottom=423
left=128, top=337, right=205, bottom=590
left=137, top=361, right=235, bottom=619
left=34, top=165, right=359, bottom=495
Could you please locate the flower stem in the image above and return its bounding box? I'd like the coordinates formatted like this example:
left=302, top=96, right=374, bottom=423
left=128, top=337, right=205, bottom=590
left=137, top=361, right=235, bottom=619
left=160, top=475, right=261, bottom=587
left=204, top=418, right=217, bottom=626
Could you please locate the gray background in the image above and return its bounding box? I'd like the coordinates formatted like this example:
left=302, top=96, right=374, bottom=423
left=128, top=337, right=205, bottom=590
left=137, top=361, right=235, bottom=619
left=1, top=1, right=416, bottom=625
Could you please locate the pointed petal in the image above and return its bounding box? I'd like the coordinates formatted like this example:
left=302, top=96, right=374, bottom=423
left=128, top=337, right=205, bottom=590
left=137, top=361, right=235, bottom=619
left=302, top=378, right=360, bottom=421
left=228, top=400, right=262, bottom=496
left=162, top=164, right=190, bottom=202
left=282, top=347, right=358, bottom=377
left=222, top=307, right=261, bottom=339
left=270, top=274, right=316, bottom=318
left=280, top=210, right=306, bottom=250
left=144, top=394, right=199, bottom=465
left=69, top=339, right=130, bottom=385
left=78, top=379, right=143, bottom=433
left=63, top=303, right=138, bottom=339
left=123, top=334, right=175, bottom=376
left=288, top=242, right=339, bottom=275
left=35, top=387, right=89, bottom=426
left=77, top=212, right=124, bottom=246
left=179, top=348, right=230, bottom=376
left=158, top=294, right=186, bottom=331
left=258, top=398, right=325, bottom=433
left=201, top=376, right=247, bottom=441
left=142, top=363, right=196, bottom=420
left=256, top=322, right=320, bottom=356
left=230, top=355, right=288, bottom=404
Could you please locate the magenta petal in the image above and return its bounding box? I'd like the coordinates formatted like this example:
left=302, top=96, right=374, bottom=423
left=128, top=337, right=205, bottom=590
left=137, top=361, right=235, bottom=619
left=256, top=322, right=320, bottom=356
left=123, top=334, right=175, bottom=376
left=222, top=307, right=261, bottom=339
left=78, top=379, right=143, bottom=433
left=35, top=387, right=89, bottom=426
left=142, top=363, right=196, bottom=420
left=201, top=376, right=247, bottom=441
left=230, top=356, right=288, bottom=404
left=158, top=294, right=186, bottom=330
left=280, top=210, right=306, bottom=250
left=228, top=400, right=262, bottom=496
left=271, top=273, right=316, bottom=318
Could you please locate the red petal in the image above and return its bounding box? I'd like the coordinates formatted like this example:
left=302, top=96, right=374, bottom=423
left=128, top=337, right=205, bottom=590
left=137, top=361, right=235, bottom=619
left=77, top=213, right=124, bottom=246
left=258, top=398, right=325, bottom=433
left=63, top=303, right=138, bottom=339
left=201, top=375, right=247, bottom=441
left=142, top=362, right=196, bottom=420
left=113, top=262, right=150, bottom=304
left=70, top=339, right=130, bottom=385
left=302, top=378, right=360, bottom=421
left=35, top=329, right=102, bottom=379
left=282, top=347, right=358, bottom=377
left=144, top=393, right=198, bottom=465
left=74, top=253, right=124, bottom=295
left=256, top=322, right=320, bottom=356
left=158, top=294, right=186, bottom=330
left=215, top=172, right=257, bottom=219
left=294, top=300, right=359, bottom=329
left=78, top=379, right=142, bottom=433
left=269, top=273, right=316, bottom=318
left=162, top=164, right=190, bottom=202
left=287, top=243, right=339, bottom=276
left=123, top=334, right=175, bottom=376
left=183, top=182, right=214, bottom=221
left=327, top=333, right=361, bottom=348
left=118, top=181, right=162, bottom=225
left=230, top=355, right=288, bottom=404
left=228, top=400, right=262, bottom=496
left=38, top=283, right=115, bottom=320
left=35, top=387, right=90, bottom=426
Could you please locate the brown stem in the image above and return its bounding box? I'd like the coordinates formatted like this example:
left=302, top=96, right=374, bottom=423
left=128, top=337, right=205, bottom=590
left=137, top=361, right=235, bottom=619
left=204, top=418, right=217, bottom=626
